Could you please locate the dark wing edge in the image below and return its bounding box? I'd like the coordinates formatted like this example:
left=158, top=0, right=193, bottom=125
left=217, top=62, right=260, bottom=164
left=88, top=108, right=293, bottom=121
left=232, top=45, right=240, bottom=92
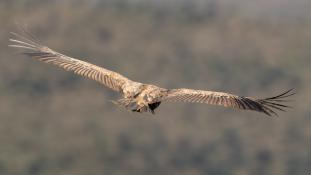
left=161, top=88, right=295, bottom=116
left=8, top=28, right=133, bottom=93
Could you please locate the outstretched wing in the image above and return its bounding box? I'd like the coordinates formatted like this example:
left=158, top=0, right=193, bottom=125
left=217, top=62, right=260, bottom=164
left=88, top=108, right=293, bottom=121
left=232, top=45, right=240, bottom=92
left=162, top=88, right=294, bottom=116
left=9, top=31, right=134, bottom=93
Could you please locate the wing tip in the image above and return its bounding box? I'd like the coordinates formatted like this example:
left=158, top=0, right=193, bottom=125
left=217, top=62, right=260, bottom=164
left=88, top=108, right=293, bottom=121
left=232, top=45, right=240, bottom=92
left=9, top=25, right=43, bottom=51
left=258, top=89, right=295, bottom=116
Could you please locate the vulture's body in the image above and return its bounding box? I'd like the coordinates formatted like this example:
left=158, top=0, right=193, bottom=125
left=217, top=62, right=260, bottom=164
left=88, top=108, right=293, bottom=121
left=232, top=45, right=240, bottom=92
left=9, top=29, right=294, bottom=116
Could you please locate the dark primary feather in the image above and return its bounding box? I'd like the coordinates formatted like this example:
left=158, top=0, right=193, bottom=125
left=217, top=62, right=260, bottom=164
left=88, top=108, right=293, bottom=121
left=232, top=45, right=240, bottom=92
left=163, top=88, right=295, bottom=116
left=9, top=31, right=133, bottom=93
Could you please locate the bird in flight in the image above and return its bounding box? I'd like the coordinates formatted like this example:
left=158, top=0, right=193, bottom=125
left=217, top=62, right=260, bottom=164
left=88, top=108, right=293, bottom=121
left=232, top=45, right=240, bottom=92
left=9, top=29, right=294, bottom=116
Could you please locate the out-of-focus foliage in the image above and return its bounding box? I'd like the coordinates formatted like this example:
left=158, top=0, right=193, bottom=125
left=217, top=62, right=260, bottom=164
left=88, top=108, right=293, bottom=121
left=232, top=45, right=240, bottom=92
left=0, top=0, right=310, bottom=175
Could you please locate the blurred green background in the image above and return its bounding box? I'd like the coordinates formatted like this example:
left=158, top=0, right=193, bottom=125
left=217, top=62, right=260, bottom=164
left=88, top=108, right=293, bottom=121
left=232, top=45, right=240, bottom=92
left=0, top=0, right=310, bottom=175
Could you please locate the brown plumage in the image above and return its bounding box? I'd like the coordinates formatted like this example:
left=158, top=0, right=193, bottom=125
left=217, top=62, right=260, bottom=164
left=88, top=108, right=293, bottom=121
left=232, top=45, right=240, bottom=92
left=9, top=29, right=294, bottom=116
